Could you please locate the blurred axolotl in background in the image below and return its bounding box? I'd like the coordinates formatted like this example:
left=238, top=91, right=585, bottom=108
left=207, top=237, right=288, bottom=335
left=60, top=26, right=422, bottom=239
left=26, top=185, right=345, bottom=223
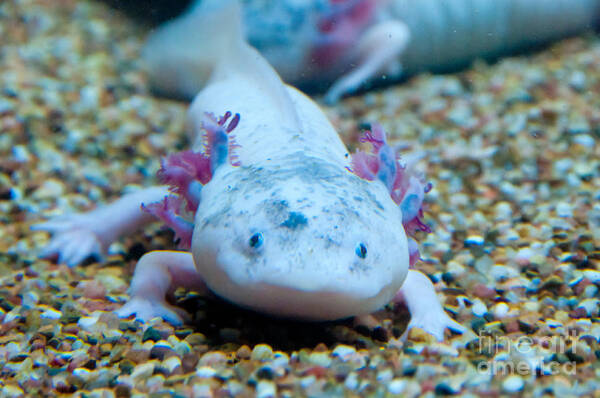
left=143, top=0, right=600, bottom=103
left=34, top=0, right=467, bottom=340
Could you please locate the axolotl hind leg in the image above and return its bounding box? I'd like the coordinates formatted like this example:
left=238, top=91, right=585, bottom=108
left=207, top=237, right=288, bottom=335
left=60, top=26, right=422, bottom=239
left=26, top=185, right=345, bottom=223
left=324, top=20, right=410, bottom=104
left=116, top=250, right=208, bottom=325
left=395, top=270, right=467, bottom=341
left=32, top=186, right=169, bottom=266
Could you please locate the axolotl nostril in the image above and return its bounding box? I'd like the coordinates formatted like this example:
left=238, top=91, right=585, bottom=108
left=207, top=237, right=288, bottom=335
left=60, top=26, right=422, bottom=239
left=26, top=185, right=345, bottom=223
left=33, top=0, right=466, bottom=341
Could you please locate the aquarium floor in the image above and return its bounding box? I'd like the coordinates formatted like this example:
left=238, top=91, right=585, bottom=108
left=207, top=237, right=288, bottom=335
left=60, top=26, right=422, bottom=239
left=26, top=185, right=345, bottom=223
left=0, top=0, right=599, bottom=396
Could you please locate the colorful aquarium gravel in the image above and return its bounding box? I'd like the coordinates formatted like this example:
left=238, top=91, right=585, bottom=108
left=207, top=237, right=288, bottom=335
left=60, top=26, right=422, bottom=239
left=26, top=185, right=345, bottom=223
left=1, top=0, right=600, bottom=396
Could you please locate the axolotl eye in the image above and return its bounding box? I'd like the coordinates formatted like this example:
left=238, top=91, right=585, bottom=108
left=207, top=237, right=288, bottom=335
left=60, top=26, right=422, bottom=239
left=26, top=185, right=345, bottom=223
left=249, top=232, right=263, bottom=249
left=355, top=243, right=367, bottom=259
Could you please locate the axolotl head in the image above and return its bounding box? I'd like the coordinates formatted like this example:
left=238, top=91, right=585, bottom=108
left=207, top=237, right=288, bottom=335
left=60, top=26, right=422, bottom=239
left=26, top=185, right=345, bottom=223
left=191, top=154, right=410, bottom=321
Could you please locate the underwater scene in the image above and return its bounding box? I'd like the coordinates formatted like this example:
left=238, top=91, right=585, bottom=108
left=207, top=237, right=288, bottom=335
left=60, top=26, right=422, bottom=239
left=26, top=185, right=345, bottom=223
left=0, top=0, right=599, bottom=396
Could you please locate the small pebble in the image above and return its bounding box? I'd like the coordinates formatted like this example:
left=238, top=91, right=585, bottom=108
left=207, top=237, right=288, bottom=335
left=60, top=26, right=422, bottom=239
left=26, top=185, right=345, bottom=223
left=573, top=134, right=594, bottom=148
left=12, top=145, right=30, bottom=163
left=251, top=344, right=274, bottom=361
left=308, top=351, right=331, bottom=367
left=492, top=302, right=509, bottom=318
left=131, top=362, right=155, bottom=381
left=387, top=378, right=406, bottom=394
left=256, top=380, right=276, bottom=398
left=577, top=299, right=599, bottom=316
left=196, top=366, right=217, bottom=378
left=471, top=300, right=488, bottom=317
left=465, top=235, right=484, bottom=246
left=569, top=70, right=586, bottom=90
left=502, top=375, right=524, bottom=393
left=555, top=202, right=573, bottom=218
left=344, top=373, right=359, bottom=390
left=332, top=344, right=356, bottom=361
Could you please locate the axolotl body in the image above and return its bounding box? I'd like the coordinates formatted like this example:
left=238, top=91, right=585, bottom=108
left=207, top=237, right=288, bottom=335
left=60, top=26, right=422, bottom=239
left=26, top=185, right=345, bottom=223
left=35, top=0, right=465, bottom=340
left=145, top=0, right=600, bottom=103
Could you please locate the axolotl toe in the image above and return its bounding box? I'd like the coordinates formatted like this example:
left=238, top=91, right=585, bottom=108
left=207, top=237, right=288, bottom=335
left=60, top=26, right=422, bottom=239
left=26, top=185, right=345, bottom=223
left=34, top=0, right=466, bottom=341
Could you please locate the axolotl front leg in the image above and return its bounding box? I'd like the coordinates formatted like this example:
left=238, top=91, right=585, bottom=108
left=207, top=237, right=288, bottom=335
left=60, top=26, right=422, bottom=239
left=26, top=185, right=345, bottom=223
left=394, top=270, right=466, bottom=340
left=32, top=186, right=169, bottom=266
left=32, top=111, right=240, bottom=324
left=115, top=250, right=208, bottom=325
left=34, top=189, right=209, bottom=325
left=32, top=111, right=239, bottom=267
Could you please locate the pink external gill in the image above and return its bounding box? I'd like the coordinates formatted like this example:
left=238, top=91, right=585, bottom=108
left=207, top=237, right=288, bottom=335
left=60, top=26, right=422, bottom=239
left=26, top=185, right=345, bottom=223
left=142, top=111, right=241, bottom=250
left=350, top=123, right=432, bottom=267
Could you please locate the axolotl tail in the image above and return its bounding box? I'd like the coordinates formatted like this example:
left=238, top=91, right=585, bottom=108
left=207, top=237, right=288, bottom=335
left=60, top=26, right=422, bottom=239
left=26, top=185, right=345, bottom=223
left=143, top=0, right=253, bottom=100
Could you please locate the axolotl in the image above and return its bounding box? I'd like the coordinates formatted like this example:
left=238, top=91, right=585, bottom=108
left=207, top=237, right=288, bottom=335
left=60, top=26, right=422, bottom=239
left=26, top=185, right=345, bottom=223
left=144, top=0, right=600, bottom=103
left=34, top=0, right=465, bottom=340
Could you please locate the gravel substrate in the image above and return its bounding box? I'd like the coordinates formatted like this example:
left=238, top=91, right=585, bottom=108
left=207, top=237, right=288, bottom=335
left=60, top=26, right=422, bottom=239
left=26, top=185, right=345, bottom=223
left=1, top=0, right=600, bottom=396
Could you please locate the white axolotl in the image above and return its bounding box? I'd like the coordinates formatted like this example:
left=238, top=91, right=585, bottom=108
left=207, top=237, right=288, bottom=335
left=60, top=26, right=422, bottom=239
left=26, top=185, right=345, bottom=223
left=33, top=0, right=466, bottom=340
left=144, top=0, right=600, bottom=103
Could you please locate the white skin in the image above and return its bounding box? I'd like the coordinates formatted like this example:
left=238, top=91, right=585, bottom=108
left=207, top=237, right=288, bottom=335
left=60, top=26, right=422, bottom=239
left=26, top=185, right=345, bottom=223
left=34, top=1, right=465, bottom=340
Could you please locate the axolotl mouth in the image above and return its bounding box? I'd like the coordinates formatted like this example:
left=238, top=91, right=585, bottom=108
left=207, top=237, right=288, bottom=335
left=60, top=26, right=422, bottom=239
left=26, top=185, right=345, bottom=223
left=190, top=158, right=410, bottom=320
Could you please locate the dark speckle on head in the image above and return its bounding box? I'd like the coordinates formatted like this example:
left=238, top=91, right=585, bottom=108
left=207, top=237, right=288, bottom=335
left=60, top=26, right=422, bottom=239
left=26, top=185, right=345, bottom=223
left=372, top=198, right=385, bottom=211
left=280, top=212, right=308, bottom=229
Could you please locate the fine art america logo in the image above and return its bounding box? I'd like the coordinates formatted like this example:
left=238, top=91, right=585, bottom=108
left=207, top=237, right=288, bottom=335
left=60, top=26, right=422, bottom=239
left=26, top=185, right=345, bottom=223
left=476, top=331, right=580, bottom=376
